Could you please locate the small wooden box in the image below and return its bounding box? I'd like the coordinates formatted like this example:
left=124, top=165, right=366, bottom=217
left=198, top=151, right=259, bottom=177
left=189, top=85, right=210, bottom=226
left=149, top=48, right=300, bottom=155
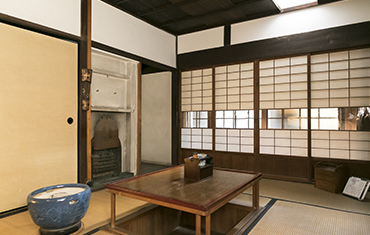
left=314, top=162, right=348, bottom=194
left=184, top=155, right=213, bottom=181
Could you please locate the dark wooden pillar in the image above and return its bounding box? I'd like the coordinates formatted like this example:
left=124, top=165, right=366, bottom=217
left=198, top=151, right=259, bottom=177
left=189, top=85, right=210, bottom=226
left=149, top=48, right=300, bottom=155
left=79, top=0, right=92, bottom=183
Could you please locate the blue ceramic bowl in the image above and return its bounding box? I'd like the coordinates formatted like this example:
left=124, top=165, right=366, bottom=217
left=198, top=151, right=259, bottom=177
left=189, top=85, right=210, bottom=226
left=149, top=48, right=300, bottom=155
left=27, top=183, right=91, bottom=234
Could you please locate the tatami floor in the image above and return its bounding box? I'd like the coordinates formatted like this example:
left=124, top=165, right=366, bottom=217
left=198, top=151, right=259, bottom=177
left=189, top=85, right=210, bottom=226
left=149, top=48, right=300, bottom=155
left=1, top=168, right=369, bottom=235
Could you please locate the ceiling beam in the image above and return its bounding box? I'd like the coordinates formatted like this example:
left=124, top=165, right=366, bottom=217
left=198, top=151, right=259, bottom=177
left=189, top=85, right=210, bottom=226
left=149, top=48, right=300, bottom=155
left=159, top=0, right=262, bottom=27
left=139, top=0, right=199, bottom=17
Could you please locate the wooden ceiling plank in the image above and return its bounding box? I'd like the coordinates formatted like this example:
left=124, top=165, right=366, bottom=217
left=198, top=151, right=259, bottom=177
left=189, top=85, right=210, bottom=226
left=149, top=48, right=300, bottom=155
left=139, top=0, right=199, bottom=16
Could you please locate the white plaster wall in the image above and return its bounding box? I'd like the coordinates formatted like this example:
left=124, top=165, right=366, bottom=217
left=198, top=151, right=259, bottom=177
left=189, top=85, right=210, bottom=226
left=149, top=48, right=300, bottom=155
left=142, top=72, right=172, bottom=165
left=178, top=26, right=224, bottom=54
left=0, top=0, right=80, bottom=36
left=231, top=0, right=370, bottom=45
left=92, top=0, right=176, bottom=68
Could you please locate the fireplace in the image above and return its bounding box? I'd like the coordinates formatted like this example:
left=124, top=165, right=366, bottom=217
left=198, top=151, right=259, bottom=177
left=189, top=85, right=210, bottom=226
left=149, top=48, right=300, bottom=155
left=89, top=49, right=139, bottom=189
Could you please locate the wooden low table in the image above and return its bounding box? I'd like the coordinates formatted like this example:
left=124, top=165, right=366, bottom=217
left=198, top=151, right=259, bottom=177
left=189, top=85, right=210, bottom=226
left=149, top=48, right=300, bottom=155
left=105, top=165, right=264, bottom=235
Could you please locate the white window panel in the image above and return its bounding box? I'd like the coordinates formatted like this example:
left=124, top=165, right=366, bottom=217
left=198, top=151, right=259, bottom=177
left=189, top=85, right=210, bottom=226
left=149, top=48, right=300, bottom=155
left=291, top=82, right=307, bottom=91
left=311, top=81, right=329, bottom=90
left=192, top=128, right=202, bottom=135
left=312, top=140, right=329, bottom=148
left=311, top=63, right=328, bottom=72
left=260, top=101, right=273, bottom=109
left=192, top=90, right=202, bottom=97
left=350, top=78, right=370, bottom=88
left=350, top=88, right=370, bottom=97
left=275, top=92, right=290, bottom=100
left=215, top=81, right=227, bottom=88
left=241, top=79, right=253, bottom=86
left=350, top=132, right=370, bottom=141
left=350, top=68, right=370, bottom=78
left=241, top=94, right=253, bottom=102
left=192, top=83, right=202, bottom=91
left=216, top=88, right=227, bottom=96
left=203, top=104, right=212, bottom=110
left=241, top=86, right=253, bottom=94
left=330, top=89, right=348, bottom=98
left=226, top=95, right=238, bottom=103
left=311, top=99, right=329, bottom=108
left=291, top=148, right=307, bottom=157
left=260, top=85, right=274, bottom=93
left=241, top=102, right=253, bottom=109
left=260, top=138, right=274, bottom=146
left=350, top=48, right=370, bottom=59
left=203, top=90, right=212, bottom=97
left=260, top=76, right=274, bottom=85
left=330, top=70, right=348, bottom=80
left=350, top=98, right=370, bottom=107
left=275, top=75, right=290, bottom=84
left=292, top=139, right=307, bottom=148
left=312, top=90, right=329, bottom=99
left=275, top=147, right=290, bottom=155
left=216, top=103, right=227, bottom=110
left=182, top=135, right=191, bottom=142
left=260, top=146, right=274, bottom=154
left=203, top=68, right=212, bottom=76
left=291, top=74, right=307, bottom=82
left=275, top=100, right=290, bottom=108
left=330, top=61, right=348, bottom=70
left=215, top=66, right=226, bottom=74
left=275, top=130, right=290, bottom=138
left=312, top=148, right=329, bottom=158
left=203, top=129, right=212, bottom=136
left=241, top=130, right=254, bottom=137
left=241, top=145, right=253, bottom=153
left=203, top=135, right=213, bottom=143
left=275, top=67, right=290, bottom=75
left=182, top=71, right=192, bottom=78
left=275, top=139, right=290, bottom=147
left=203, top=143, right=213, bottom=150
left=330, top=51, right=348, bottom=61
left=192, top=97, right=202, bottom=104
left=192, top=77, right=202, bottom=84
left=260, top=60, right=274, bottom=69
left=181, top=128, right=191, bottom=135
left=275, top=83, right=290, bottom=92
left=182, top=98, right=191, bottom=105
left=260, top=93, right=274, bottom=101
left=330, top=149, right=349, bottom=159
left=228, top=72, right=240, bottom=80
left=203, top=76, right=212, bottom=83
left=241, top=137, right=253, bottom=145
left=192, top=135, right=201, bottom=142
left=182, top=84, right=192, bottom=91
left=182, top=77, right=192, bottom=85
left=260, top=68, right=274, bottom=77
left=215, top=73, right=227, bottom=81
left=275, top=58, right=290, bottom=67
left=228, top=87, right=239, bottom=95
left=350, top=151, right=370, bottom=161
left=330, top=140, right=349, bottom=150
left=192, top=70, right=202, bottom=77
left=291, top=130, right=307, bottom=139
left=228, top=79, right=239, bottom=87
left=330, top=131, right=349, bottom=140
left=291, top=99, right=307, bottom=108
left=216, top=129, right=227, bottom=136
left=227, top=129, right=239, bottom=137
left=241, top=70, right=253, bottom=78
left=181, top=141, right=191, bottom=148
left=192, top=142, right=202, bottom=149
left=311, top=72, right=328, bottom=81
left=241, top=63, right=253, bottom=71
left=227, top=103, right=239, bottom=110
left=182, top=91, right=191, bottom=98
left=311, top=54, right=328, bottom=63
left=291, top=56, right=307, bottom=65
left=291, top=65, right=307, bottom=74
left=350, top=141, right=370, bottom=151
left=291, top=91, right=307, bottom=99
left=228, top=64, right=240, bottom=72
left=228, top=144, right=240, bottom=152
left=260, top=130, right=274, bottom=138
left=216, top=143, right=227, bottom=151
left=329, top=79, right=348, bottom=89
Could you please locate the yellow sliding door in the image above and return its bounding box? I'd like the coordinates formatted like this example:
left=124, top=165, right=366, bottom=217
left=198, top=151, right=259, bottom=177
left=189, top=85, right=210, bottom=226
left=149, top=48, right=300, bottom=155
left=0, top=23, right=78, bottom=212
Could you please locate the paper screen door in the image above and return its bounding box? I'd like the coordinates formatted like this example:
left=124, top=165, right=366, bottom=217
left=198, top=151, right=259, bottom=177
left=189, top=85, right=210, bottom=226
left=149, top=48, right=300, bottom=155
left=0, top=23, right=78, bottom=212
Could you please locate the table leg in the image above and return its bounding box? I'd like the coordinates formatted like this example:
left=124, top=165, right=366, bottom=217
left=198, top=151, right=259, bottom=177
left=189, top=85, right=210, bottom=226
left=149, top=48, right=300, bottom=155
left=111, top=193, right=116, bottom=228
left=196, top=214, right=201, bottom=235
left=205, top=215, right=211, bottom=235
left=253, top=181, right=260, bottom=209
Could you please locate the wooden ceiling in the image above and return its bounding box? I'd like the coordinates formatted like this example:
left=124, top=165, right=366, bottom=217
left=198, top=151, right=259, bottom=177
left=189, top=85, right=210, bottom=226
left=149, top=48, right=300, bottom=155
left=101, top=0, right=342, bottom=35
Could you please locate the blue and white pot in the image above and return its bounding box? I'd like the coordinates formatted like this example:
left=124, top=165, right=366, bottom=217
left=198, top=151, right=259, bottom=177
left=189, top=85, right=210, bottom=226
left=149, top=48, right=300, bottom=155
left=27, top=183, right=91, bottom=235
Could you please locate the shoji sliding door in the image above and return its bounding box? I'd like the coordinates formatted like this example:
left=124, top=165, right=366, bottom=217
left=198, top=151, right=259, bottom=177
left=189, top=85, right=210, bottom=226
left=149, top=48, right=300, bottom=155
left=0, top=23, right=78, bottom=212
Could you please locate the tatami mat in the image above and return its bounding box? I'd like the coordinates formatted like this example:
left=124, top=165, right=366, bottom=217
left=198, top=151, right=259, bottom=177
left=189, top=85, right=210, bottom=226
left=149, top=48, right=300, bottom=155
left=244, top=179, right=370, bottom=215
left=248, top=200, right=370, bottom=235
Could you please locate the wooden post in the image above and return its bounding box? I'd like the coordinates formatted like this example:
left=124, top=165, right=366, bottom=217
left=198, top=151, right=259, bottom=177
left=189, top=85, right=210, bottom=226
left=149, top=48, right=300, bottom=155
left=205, top=215, right=211, bottom=235
left=196, top=214, right=201, bottom=235
left=253, top=182, right=260, bottom=210
left=111, top=193, right=116, bottom=228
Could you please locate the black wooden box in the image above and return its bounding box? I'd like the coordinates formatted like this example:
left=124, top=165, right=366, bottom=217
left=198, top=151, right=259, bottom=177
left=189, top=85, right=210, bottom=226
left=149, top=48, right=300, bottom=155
left=315, top=162, right=348, bottom=194
left=184, top=155, right=213, bottom=181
